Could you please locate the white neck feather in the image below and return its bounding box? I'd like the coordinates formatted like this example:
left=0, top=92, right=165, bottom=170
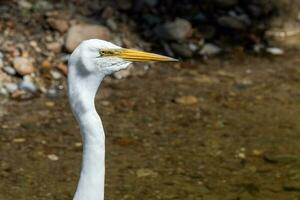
left=68, top=63, right=106, bottom=200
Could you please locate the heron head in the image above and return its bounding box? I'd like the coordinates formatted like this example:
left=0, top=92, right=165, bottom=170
left=69, top=39, right=177, bottom=76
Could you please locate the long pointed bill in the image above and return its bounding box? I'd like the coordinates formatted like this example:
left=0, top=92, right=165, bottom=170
left=118, top=48, right=177, bottom=62
left=100, top=48, right=178, bottom=62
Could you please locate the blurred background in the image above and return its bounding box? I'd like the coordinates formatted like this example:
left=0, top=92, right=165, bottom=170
left=0, top=0, right=300, bottom=199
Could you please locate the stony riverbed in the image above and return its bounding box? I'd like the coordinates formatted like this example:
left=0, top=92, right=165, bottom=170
left=1, top=51, right=300, bottom=200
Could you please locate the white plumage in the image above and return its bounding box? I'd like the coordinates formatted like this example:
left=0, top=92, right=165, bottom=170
left=68, top=39, right=176, bottom=200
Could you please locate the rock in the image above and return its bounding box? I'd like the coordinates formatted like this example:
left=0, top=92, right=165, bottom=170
left=156, top=18, right=192, bottom=41
left=13, top=138, right=26, bottom=143
left=42, top=59, right=52, bottom=69
left=266, top=47, right=284, bottom=55
left=113, top=68, right=131, bottom=79
left=136, top=168, right=158, bottom=178
left=174, top=95, right=198, bottom=105
left=18, top=0, right=32, bottom=9
left=171, top=43, right=193, bottom=58
left=3, top=66, right=16, bottom=76
left=46, top=42, right=62, bottom=53
left=13, top=57, right=34, bottom=75
left=65, top=24, right=111, bottom=52
left=47, top=18, right=69, bottom=33
left=56, top=63, right=68, bottom=76
left=218, top=16, right=246, bottom=30
left=47, top=154, right=59, bottom=161
left=50, top=70, right=62, bottom=80
left=35, top=0, right=53, bottom=10
left=4, top=83, right=18, bottom=93
left=200, top=43, right=222, bottom=55
left=19, top=79, right=37, bottom=93
left=47, top=88, right=59, bottom=98
left=106, top=19, right=118, bottom=31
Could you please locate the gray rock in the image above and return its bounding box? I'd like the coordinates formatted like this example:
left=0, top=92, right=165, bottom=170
left=19, top=79, right=37, bottom=93
left=218, top=16, right=246, bottom=30
left=65, top=24, right=111, bottom=52
left=156, top=18, right=192, bottom=41
left=200, top=43, right=222, bottom=55
left=18, top=0, right=32, bottom=9
left=171, top=43, right=193, bottom=58
left=35, top=0, right=53, bottom=10
left=0, top=85, right=8, bottom=96
left=47, top=88, right=59, bottom=98
left=4, top=83, right=18, bottom=93
left=3, top=66, right=16, bottom=76
left=106, top=19, right=118, bottom=31
left=266, top=47, right=284, bottom=55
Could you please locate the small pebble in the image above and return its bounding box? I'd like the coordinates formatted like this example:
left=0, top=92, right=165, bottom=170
left=47, top=88, right=59, bottom=98
left=266, top=47, right=284, bottom=55
left=4, top=83, right=18, bottom=93
left=13, top=138, right=26, bottom=143
left=19, top=79, right=37, bottom=93
left=3, top=66, right=17, bottom=76
left=200, top=43, right=221, bottom=55
left=47, top=154, right=59, bottom=161
left=174, top=95, right=198, bottom=105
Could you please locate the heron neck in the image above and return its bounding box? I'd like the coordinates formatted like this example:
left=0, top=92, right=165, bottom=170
left=68, top=71, right=106, bottom=200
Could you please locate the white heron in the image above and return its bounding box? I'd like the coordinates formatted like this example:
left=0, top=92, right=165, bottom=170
left=67, top=39, right=176, bottom=200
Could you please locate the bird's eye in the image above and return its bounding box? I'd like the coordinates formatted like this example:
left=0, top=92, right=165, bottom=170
left=99, top=50, right=106, bottom=57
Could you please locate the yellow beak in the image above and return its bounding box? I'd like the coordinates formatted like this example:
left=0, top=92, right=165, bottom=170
left=100, top=48, right=178, bottom=62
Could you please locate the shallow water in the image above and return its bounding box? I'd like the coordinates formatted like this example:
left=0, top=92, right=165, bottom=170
left=1, top=53, right=300, bottom=200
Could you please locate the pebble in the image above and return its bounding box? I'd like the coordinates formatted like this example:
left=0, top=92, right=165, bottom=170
left=18, top=0, right=32, bottom=9
left=50, top=70, right=62, bottom=80
left=47, top=88, right=59, bottom=98
left=136, top=168, right=158, bottom=178
left=174, top=95, right=198, bottom=105
left=218, top=16, right=246, bottom=30
left=65, top=24, right=111, bottom=52
left=4, top=83, right=18, bottom=93
left=42, top=59, right=52, bottom=69
left=45, top=101, right=55, bottom=107
left=3, top=66, right=16, bottom=76
left=266, top=47, right=284, bottom=55
left=47, top=18, right=69, bottom=33
left=46, top=42, right=62, bottom=53
left=171, top=43, right=193, bottom=58
left=113, top=68, right=131, bottom=79
left=19, top=79, right=37, bottom=93
left=47, top=154, right=59, bottom=161
left=35, top=0, right=53, bottom=10
left=155, top=18, right=192, bottom=41
left=13, top=138, right=26, bottom=143
left=13, top=57, right=35, bottom=75
left=200, top=43, right=222, bottom=55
